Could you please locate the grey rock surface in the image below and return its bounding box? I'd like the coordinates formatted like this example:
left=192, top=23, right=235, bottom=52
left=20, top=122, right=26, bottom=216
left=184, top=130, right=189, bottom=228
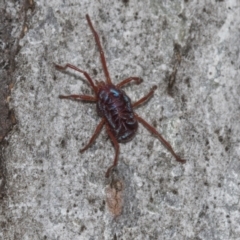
left=1, top=0, right=240, bottom=239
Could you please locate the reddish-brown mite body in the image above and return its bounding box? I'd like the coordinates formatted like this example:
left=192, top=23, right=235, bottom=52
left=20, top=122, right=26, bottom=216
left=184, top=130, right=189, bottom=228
left=97, top=83, right=138, bottom=142
left=55, top=14, right=186, bottom=178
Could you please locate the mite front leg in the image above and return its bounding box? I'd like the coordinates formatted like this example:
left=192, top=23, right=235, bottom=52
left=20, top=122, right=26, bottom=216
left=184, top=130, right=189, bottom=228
left=59, top=94, right=96, bottom=102
left=55, top=63, right=97, bottom=94
left=132, top=85, right=157, bottom=108
left=105, top=124, right=120, bottom=178
left=117, top=77, right=143, bottom=88
left=135, top=113, right=186, bottom=163
left=86, top=14, right=112, bottom=85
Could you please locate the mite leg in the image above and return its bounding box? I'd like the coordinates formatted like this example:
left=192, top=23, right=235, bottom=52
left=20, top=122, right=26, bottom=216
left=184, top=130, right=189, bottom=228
left=59, top=94, right=96, bottom=102
left=80, top=118, right=105, bottom=153
left=105, top=125, right=120, bottom=178
left=132, top=85, right=157, bottom=108
left=86, top=14, right=112, bottom=85
left=135, top=113, right=186, bottom=163
left=117, top=77, right=143, bottom=88
left=55, top=63, right=97, bottom=94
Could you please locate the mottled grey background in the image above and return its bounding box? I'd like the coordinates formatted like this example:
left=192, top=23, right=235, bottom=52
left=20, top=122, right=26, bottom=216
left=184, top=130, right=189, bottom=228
left=1, top=0, right=240, bottom=239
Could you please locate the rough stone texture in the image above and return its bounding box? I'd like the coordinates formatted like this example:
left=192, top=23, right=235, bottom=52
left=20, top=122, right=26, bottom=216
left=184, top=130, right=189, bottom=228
left=1, top=0, right=240, bottom=239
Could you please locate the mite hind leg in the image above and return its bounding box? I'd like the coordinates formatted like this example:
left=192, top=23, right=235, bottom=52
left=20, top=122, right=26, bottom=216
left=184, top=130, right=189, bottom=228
left=80, top=118, right=105, bottom=153
left=135, top=113, right=186, bottom=163
left=105, top=124, right=120, bottom=178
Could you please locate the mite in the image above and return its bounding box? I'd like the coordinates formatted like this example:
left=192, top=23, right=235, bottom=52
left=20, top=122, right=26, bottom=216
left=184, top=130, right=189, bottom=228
left=55, top=14, right=186, bottom=178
